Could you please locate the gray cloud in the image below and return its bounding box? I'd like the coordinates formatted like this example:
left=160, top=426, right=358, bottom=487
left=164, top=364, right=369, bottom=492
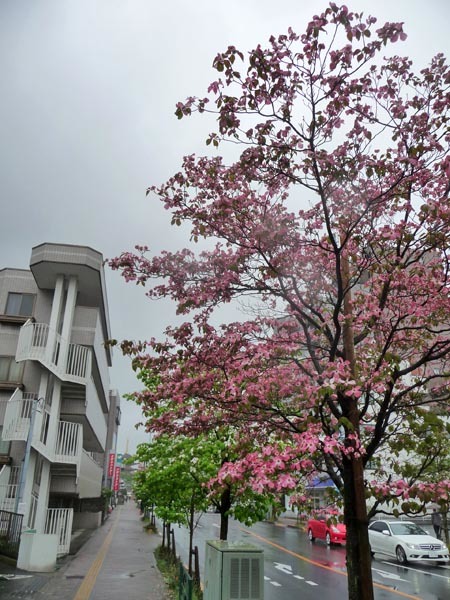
left=1, top=0, right=449, bottom=452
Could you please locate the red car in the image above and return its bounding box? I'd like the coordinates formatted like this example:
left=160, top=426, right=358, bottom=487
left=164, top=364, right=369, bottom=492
left=307, top=514, right=346, bottom=545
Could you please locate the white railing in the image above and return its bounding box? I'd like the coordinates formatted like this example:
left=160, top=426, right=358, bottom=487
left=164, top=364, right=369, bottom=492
left=16, top=321, right=92, bottom=384
left=0, top=465, right=20, bottom=512
left=55, top=421, right=82, bottom=461
left=16, top=320, right=49, bottom=361
left=67, top=342, right=91, bottom=381
left=2, top=389, right=36, bottom=442
left=55, top=421, right=82, bottom=480
left=45, top=508, right=73, bottom=556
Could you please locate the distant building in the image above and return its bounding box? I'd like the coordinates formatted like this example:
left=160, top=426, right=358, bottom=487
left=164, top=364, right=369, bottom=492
left=104, top=390, right=121, bottom=491
left=0, top=243, right=120, bottom=570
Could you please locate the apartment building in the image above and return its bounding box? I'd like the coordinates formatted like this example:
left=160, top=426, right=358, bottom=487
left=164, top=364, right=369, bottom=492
left=0, top=243, right=120, bottom=570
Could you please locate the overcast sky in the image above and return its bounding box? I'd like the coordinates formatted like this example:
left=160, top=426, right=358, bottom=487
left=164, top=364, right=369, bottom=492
left=1, top=0, right=449, bottom=453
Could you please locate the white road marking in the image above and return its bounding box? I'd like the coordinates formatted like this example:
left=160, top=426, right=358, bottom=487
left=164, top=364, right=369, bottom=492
left=372, top=568, right=409, bottom=582
left=274, top=562, right=293, bottom=574
left=269, top=581, right=282, bottom=587
left=273, top=560, right=318, bottom=587
left=381, top=560, right=450, bottom=581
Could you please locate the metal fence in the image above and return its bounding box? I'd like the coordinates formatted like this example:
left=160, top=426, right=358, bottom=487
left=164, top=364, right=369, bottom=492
left=179, top=563, right=193, bottom=600
left=0, top=509, right=23, bottom=559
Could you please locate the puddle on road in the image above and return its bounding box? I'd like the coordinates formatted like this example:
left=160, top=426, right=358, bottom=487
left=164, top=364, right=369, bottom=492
left=119, top=569, right=147, bottom=578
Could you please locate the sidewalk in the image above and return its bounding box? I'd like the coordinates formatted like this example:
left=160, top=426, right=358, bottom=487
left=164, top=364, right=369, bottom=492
left=0, top=502, right=171, bottom=600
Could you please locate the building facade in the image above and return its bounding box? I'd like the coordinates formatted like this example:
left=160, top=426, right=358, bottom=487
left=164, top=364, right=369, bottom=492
left=0, top=243, right=119, bottom=570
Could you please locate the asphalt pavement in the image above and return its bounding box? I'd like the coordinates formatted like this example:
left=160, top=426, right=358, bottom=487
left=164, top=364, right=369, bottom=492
left=0, top=501, right=171, bottom=600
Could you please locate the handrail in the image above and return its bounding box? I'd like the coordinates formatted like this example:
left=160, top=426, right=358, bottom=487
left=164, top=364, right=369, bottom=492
left=17, top=321, right=92, bottom=383
left=55, top=421, right=82, bottom=460
left=2, top=389, right=36, bottom=442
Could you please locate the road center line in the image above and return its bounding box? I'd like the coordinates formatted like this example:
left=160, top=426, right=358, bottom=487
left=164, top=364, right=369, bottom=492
left=239, top=528, right=421, bottom=600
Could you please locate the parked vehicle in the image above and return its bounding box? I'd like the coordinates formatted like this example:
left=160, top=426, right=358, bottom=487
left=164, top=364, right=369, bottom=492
left=307, top=514, right=346, bottom=545
left=368, top=520, right=449, bottom=565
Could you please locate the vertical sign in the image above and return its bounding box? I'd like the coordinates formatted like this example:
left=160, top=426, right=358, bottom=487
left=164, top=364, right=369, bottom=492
left=108, top=452, right=115, bottom=477
left=113, top=466, right=121, bottom=491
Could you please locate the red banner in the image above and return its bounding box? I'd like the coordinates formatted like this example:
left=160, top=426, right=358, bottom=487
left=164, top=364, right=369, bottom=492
left=113, top=466, right=121, bottom=491
left=108, top=453, right=115, bottom=477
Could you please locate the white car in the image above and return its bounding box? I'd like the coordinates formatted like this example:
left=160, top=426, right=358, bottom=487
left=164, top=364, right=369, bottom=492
left=368, top=520, right=449, bottom=565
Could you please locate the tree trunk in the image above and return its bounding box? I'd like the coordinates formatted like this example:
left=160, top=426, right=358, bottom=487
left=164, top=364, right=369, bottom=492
left=188, top=498, right=195, bottom=575
left=219, top=486, right=231, bottom=540
left=340, top=248, right=374, bottom=600
left=342, top=454, right=374, bottom=600
left=166, top=522, right=171, bottom=551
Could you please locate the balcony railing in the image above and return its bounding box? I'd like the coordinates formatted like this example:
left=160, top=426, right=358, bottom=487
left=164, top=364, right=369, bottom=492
left=55, top=421, right=83, bottom=468
left=0, top=466, right=21, bottom=512
left=16, top=321, right=92, bottom=385
left=2, top=390, right=83, bottom=476
left=1, top=389, right=36, bottom=442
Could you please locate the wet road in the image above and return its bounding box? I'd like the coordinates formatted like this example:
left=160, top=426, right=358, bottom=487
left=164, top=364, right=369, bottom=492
left=168, top=513, right=450, bottom=600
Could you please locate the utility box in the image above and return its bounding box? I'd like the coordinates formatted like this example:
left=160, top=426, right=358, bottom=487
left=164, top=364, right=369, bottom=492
left=204, top=540, right=264, bottom=600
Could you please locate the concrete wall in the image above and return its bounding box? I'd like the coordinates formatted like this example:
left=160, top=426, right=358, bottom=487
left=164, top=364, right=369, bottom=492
left=78, top=451, right=103, bottom=498
left=72, top=510, right=102, bottom=529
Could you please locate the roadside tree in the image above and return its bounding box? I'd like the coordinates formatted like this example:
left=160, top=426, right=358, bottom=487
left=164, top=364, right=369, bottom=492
left=111, top=4, right=450, bottom=599
left=131, top=428, right=287, bottom=572
left=132, top=435, right=211, bottom=575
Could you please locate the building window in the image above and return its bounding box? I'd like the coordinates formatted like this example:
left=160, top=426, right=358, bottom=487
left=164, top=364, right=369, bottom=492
left=0, top=426, right=10, bottom=455
left=40, top=410, right=50, bottom=445
left=5, top=293, right=35, bottom=317
left=0, top=356, right=24, bottom=382
left=34, top=455, right=44, bottom=487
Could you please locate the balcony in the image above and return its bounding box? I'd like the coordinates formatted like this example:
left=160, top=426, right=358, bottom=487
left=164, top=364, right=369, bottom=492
left=50, top=451, right=102, bottom=498
left=2, top=390, right=82, bottom=476
left=16, top=321, right=92, bottom=385
left=54, top=421, right=82, bottom=477
left=60, top=378, right=107, bottom=453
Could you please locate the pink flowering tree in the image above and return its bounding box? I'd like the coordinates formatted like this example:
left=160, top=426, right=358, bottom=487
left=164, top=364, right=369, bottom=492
left=110, top=4, right=450, bottom=599
left=127, top=368, right=305, bottom=540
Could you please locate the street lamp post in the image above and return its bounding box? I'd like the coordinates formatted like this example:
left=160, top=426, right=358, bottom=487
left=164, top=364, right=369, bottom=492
left=14, top=397, right=44, bottom=516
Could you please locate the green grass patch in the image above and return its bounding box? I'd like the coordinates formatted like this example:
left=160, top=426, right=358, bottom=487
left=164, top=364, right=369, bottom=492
left=154, top=546, right=203, bottom=600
